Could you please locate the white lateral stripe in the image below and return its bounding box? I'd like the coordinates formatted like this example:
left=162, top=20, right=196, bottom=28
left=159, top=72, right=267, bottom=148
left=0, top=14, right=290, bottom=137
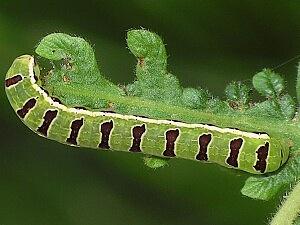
left=28, top=56, right=270, bottom=140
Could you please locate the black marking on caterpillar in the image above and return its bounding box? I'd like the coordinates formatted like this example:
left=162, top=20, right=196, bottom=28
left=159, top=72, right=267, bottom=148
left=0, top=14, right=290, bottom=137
left=40, top=87, right=49, bottom=95
left=196, top=133, right=212, bottom=161
left=98, top=120, right=114, bottom=149
left=33, top=73, right=38, bottom=82
left=51, top=97, right=63, bottom=104
left=251, top=131, right=268, bottom=135
left=66, top=118, right=84, bottom=145
left=163, top=129, right=180, bottom=157
left=171, top=119, right=184, bottom=123
left=74, top=106, right=87, bottom=110
left=101, top=110, right=116, bottom=114
left=37, top=110, right=58, bottom=136
left=204, top=123, right=216, bottom=127
left=226, top=127, right=268, bottom=136
left=280, top=148, right=284, bottom=166
left=226, top=138, right=243, bottom=167
left=129, top=124, right=146, bottom=152
left=133, top=115, right=149, bottom=119
left=17, top=98, right=37, bottom=118
left=5, top=74, right=23, bottom=87
left=253, top=142, right=269, bottom=173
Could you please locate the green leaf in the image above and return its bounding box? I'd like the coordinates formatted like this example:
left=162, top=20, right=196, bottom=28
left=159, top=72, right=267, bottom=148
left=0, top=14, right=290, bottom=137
left=143, top=155, right=169, bottom=169
left=241, top=155, right=300, bottom=200
left=279, top=94, right=296, bottom=119
left=181, top=88, right=210, bottom=109
left=247, top=94, right=295, bottom=120
left=36, top=33, right=100, bottom=84
left=207, top=97, right=231, bottom=113
left=35, top=33, right=124, bottom=108
left=247, top=100, right=279, bottom=118
left=293, top=217, right=300, bottom=225
left=297, top=63, right=300, bottom=105
left=127, top=29, right=167, bottom=69
left=126, top=29, right=183, bottom=105
left=225, top=81, right=251, bottom=110
left=241, top=176, right=282, bottom=200
left=253, top=69, right=284, bottom=98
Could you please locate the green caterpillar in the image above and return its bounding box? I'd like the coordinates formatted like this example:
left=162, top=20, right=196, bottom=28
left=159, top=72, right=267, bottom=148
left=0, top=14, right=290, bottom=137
left=5, top=55, right=289, bottom=174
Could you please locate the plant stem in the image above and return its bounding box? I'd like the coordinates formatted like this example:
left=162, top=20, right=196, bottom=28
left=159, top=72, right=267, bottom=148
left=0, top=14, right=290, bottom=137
left=270, top=181, right=300, bottom=225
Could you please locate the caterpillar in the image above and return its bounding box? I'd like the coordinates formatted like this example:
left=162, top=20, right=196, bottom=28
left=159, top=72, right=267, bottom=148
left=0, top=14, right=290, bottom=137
left=5, top=55, right=289, bottom=174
